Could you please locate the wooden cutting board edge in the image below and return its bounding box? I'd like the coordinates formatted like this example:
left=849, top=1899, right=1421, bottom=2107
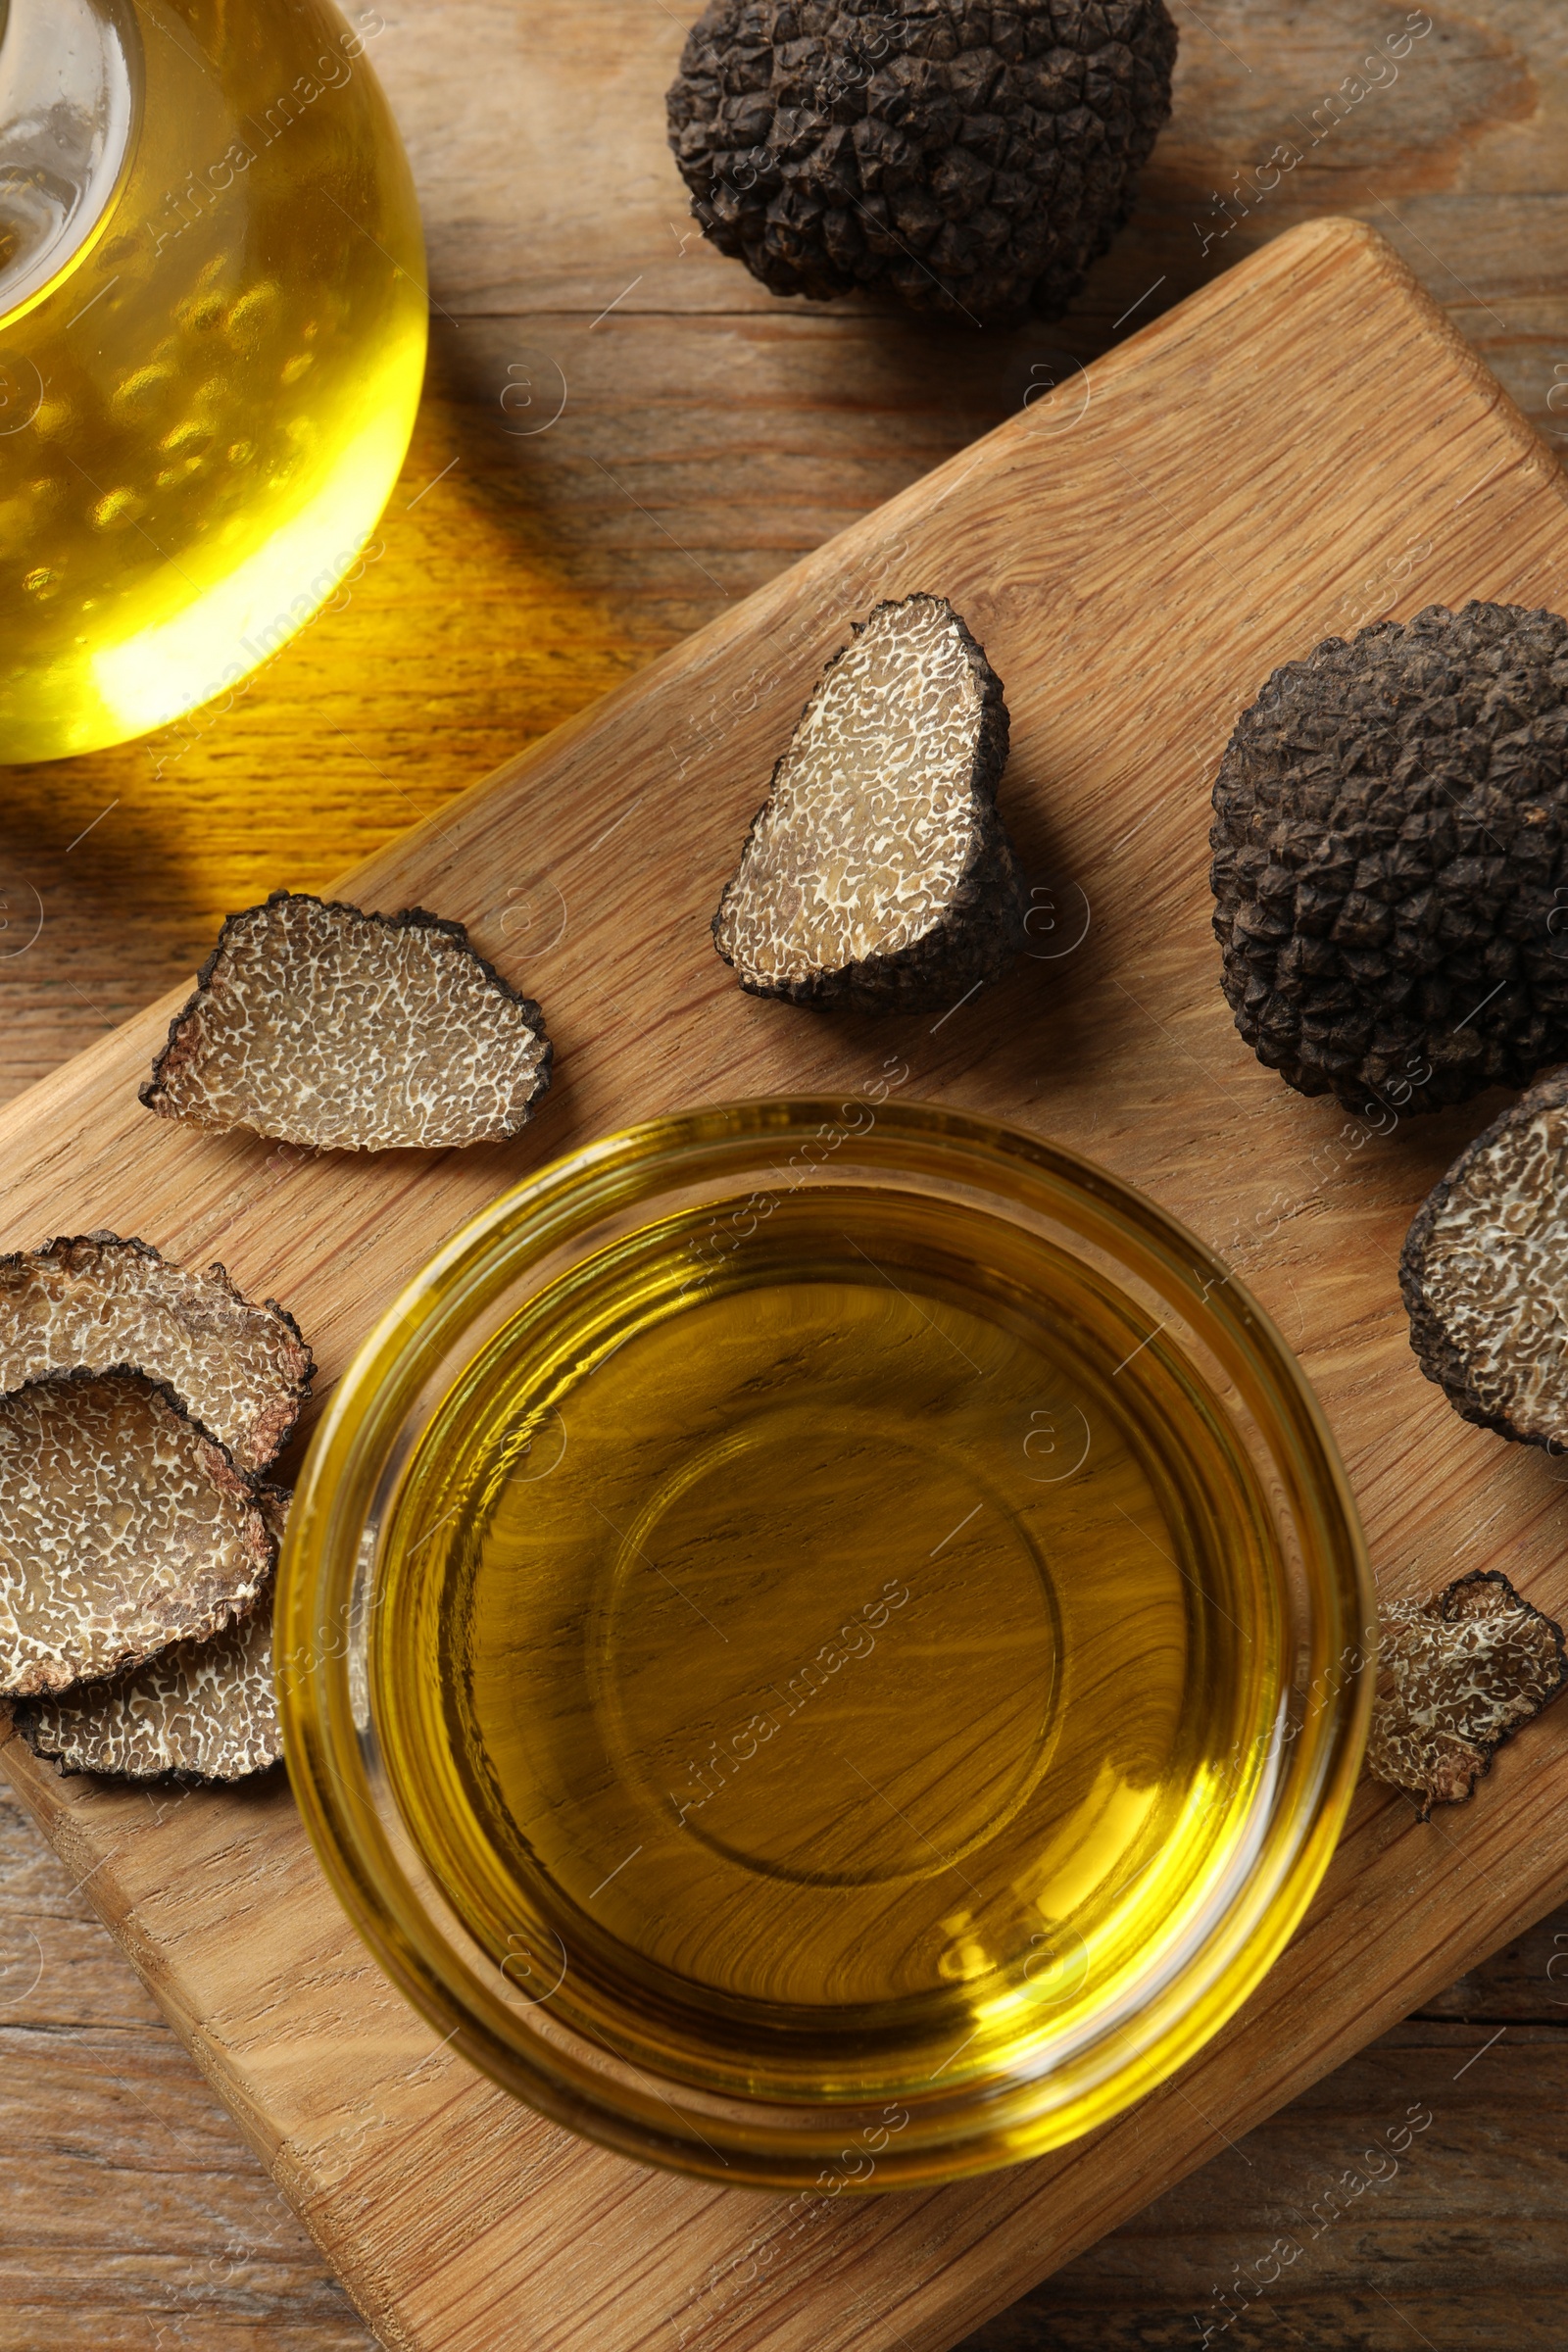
left=5, top=212, right=1568, bottom=2351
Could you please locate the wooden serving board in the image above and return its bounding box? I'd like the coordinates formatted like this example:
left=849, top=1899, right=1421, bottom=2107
left=5, top=216, right=1568, bottom=2352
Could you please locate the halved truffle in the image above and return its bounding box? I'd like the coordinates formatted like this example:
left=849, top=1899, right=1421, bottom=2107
left=0, top=1371, right=273, bottom=1697
left=1367, top=1569, right=1567, bottom=1816
left=12, top=1558, right=282, bottom=1782
left=712, top=595, right=1028, bottom=1013
left=0, top=1233, right=312, bottom=1474
left=1211, top=602, right=1568, bottom=1113
left=1401, top=1070, right=1568, bottom=1447
left=140, top=891, right=552, bottom=1152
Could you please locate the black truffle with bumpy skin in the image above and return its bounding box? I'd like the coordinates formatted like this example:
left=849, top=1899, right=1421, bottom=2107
left=665, top=0, right=1178, bottom=325
left=1210, top=602, right=1568, bottom=1114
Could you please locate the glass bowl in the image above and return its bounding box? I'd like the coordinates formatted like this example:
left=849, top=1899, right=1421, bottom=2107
left=277, top=1096, right=1373, bottom=2190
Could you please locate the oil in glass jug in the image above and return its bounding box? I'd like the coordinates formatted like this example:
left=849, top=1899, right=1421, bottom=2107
left=0, top=0, right=427, bottom=762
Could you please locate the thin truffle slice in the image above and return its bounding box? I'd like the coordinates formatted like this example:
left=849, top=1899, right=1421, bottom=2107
left=0, top=1232, right=312, bottom=1473
left=140, top=891, right=552, bottom=1152
left=0, top=1370, right=273, bottom=1697
left=712, top=596, right=1029, bottom=1014
left=1400, top=1069, right=1568, bottom=1448
left=1367, top=1570, right=1567, bottom=1816
left=12, top=1493, right=288, bottom=1782
left=13, top=1592, right=279, bottom=1780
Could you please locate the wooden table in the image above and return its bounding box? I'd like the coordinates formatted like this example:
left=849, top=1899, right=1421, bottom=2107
left=2, top=0, right=1566, bottom=2341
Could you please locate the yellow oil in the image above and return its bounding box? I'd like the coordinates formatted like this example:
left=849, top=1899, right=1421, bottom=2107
left=0, top=0, right=426, bottom=761
left=374, top=1188, right=1287, bottom=2113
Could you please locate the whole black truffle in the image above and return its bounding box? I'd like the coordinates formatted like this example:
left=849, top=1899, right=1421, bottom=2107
left=665, top=0, right=1178, bottom=325
left=1210, top=602, right=1568, bottom=1115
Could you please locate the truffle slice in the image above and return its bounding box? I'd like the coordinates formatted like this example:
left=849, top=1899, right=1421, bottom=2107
left=12, top=1583, right=280, bottom=1781
left=0, top=1371, right=273, bottom=1697
left=12, top=1493, right=287, bottom=1782
left=1400, top=1070, right=1568, bottom=1447
left=0, top=1233, right=312, bottom=1474
left=1210, top=602, right=1568, bottom=1114
left=141, top=891, right=552, bottom=1152
left=712, top=596, right=1028, bottom=1013
left=1367, top=1570, right=1567, bottom=1816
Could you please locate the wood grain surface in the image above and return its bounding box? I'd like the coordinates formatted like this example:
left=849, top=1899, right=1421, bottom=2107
left=7, top=1763, right=1562, bottom=2350
left=4, top=208, right=1568, bottom=2352
left=3, top=0, right=1568, bottom=2343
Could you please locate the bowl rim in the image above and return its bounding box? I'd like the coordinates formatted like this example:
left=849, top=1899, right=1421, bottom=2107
left=276, top=1093, right=1376, bottom=2189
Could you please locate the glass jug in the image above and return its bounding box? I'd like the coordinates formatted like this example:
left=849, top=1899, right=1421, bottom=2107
left=0, top=0, right=426, bottom=762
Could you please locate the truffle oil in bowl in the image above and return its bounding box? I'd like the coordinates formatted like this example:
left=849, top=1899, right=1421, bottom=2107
left=372, top=1177, right=1295, bottom=2152
left=0, top=0, right=426, bottom=761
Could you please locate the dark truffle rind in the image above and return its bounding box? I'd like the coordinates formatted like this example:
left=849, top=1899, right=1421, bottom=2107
left=666, top=0, right=1179, bottom=326
left=1399, top=1067, right=1568, bottom=1446
left=140, top=890, right=553, bottom=1152
left=1367, top=1569, right=1568, bottom=1817
left=1210, top=602, right=1568, bottom=1115
left=712, top=593, right=1029, bottom=1013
